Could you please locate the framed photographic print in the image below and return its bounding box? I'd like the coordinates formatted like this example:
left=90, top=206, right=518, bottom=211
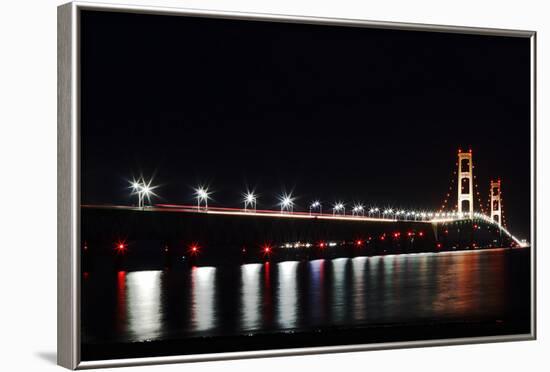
left=57, top=1, right=536, bottom=369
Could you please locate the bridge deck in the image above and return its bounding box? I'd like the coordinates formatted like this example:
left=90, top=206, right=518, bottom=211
left=81, top=204, right=527, bottom=247
left=81, top=204, right=454, bottom=224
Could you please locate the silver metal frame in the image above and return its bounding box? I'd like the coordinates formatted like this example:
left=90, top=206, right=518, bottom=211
left=57, top=1, right=537, bottom=369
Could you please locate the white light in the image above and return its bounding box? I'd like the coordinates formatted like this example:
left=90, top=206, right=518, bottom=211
left=195, top=186, right=211, bottom=209
left=243, top=192, right=256, bottom=204
left=279, top=193, right=295, bottom=212
left=131, top=181, right=141, bottom=192
left=282, top=197, right=293, bottom=207
left=243, top=191, right=257, bottom=211
left=196, top=187, right=210, bottom=200
left=129, top=177, right=158, bottom=208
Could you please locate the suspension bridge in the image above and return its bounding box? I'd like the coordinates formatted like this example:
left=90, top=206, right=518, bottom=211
left=81, top=148, right=529, bottom=265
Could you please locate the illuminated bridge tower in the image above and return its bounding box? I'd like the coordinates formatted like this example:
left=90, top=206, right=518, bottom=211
left=457, top=149, right=474, bottom=218
left=490, top=179, right=502, bottom=225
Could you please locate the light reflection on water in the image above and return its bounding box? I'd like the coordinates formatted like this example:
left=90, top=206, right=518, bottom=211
left=351, top=257, right=367, bottom=322
left=83, top=249, right=520, bottom=344
left=190, top=266, right=217, bottom=332
left=126, top=271, right=162, bottom=341
left=276, top=261, right=299, bottom=329
left=240, top=263, right=262, bottom=330
left=331, top=258, right=349, bottom=325
left=308, top=259, right=326, bottom=325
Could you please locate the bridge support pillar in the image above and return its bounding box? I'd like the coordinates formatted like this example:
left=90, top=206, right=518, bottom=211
left=490, top=179, right=502, bottom=225
left=457, top=149, right=474, bottom=218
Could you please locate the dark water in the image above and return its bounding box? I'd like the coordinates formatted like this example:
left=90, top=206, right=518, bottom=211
left=82, top=248, right=530, bottom=347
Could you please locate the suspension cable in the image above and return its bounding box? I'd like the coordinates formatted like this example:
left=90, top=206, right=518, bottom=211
left=438, top=161, right=458, bottom=213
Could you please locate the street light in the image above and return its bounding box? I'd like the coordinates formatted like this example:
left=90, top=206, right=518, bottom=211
left=279, top=193, right=295, bottom=213
left=310, top=200, right=322, bottom=215
left=195, top=186, right=210, bottom=210
left=243, top=191, right=257, bottom=212
left=129, top=177, right=157, bottom=208
left=333, top=202, right=345, bottom=216
left=369, top=207, right=380, bottom=218
left=129, top=179, right=143, bottom=207
left=352, top=204, right=364, bottom=216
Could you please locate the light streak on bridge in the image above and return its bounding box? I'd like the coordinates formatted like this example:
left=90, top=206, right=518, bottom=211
left=81, top=203, right=528, bottom=247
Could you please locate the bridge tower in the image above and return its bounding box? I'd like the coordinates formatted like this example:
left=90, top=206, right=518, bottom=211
left=457, top=149, right=474, bottom=217
left=490, top=179, right=502, bottom=225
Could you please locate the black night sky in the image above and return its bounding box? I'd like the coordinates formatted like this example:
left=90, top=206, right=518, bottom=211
left=80, top=10, right=532, bottom=239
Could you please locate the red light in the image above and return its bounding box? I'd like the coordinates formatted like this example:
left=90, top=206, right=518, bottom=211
left=319, top=242, right=326, bottom=248
left=262, top=244, right=272, bottom=255
left=436, top=243, right=442, bottom=249
left=407, top=232, right=413, bottom=237
left=189, top=243, right=200, bottom=255
left=444, top=229, right=449, bottom=234
left=115, top=241, right=127, bottom=254
left=356, top=240, right=363, bottom=246
left=418, top=231, right=424, bottom=237
left=380, top=236, right=385, bottom=241
left=393, top=232, right=400, bottom=238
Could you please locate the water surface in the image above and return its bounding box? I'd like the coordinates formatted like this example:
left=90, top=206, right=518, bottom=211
left=82, top=248, right=530, bottom=345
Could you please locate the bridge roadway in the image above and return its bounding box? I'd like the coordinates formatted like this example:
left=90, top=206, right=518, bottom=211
left=81, top=204, right=527, bottom=247
left=82, top=204, right=454, bottom=222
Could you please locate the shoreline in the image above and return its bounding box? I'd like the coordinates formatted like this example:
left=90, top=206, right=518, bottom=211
left=82, top=317, right=531, bottom=361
